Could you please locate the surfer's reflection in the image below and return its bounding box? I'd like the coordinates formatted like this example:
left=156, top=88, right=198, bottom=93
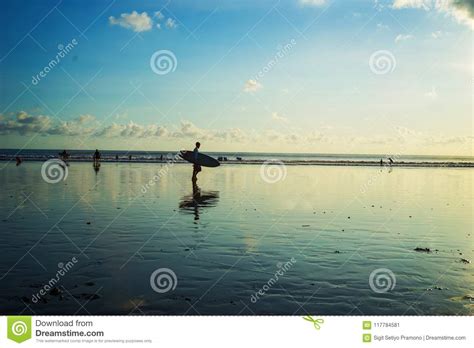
left=179, top=181, right=219, bottom=221
left=93, top=162, right=100, bottom=174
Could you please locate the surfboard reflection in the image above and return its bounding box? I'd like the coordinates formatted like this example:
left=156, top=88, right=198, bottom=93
left=179, top=182, right=219, bottom=221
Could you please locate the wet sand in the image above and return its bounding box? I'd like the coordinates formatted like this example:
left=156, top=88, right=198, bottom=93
left=0, top=162, right=472, bottom=315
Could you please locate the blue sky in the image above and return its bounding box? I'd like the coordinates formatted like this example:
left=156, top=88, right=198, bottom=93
left=0, top=0, right=472, bottom=155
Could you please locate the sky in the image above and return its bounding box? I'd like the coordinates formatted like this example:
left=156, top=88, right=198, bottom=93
left=0, top=0, right=472, bottom=155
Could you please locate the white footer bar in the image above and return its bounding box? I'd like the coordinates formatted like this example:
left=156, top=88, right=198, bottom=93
left=1, top=316, right=472, bottom=347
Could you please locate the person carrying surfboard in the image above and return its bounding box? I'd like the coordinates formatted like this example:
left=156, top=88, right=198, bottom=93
left=192, top=142, right=201, bottom=182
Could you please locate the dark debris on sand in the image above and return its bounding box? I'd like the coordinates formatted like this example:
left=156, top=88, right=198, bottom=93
left=49, top=287, right=62, bottom=296
left=414, top=247, right=431, bottom=253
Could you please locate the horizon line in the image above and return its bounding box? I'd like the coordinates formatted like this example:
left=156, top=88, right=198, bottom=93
left=0, top=147, right=472, bottom=159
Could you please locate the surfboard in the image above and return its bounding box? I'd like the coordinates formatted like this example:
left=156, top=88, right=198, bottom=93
left=179, top=150, right=220, bottom=168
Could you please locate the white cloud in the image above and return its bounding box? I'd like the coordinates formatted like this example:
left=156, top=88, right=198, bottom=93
left=271, top=112, right=288, bottom=123
left=392, top=0, right=474, bottom=28
left=109, top=11, right=153, bottom=32
left=0, top=112, right=99, bottom=136
left=395, top=33, right=414, bottom=42
left=1, top=111, right=52, bottom=135
left=96, top=122, right=169, bottom=138
left=154, top=11, right=164, bottom=20
left=77, top=114, right=96, bottom=123
left=299, top=0, right=327, bottom=6
left=377, top=22, right=390, bottom=30
left=424, top=86, right=438, bottom=99
left=243, top=79, right=262, bottom=93
left=431, top=30, right=443, bottom=38
left=165, top=18, right=177, bottom=29
left=392, top=0, right=431, bottom=10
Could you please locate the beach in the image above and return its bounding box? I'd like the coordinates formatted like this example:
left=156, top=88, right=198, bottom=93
left=0, top=161, right=472, bottom=315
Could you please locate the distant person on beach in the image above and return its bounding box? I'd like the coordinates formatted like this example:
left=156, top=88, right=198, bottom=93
left=192, top=142, right=201, bottom=182
left=60, top=150, right=69, bottom=160
left=93, top=149, right=101, bottom=165
left=380, top=159, right=383, bottom=166
left=129, top=155, right=132, bottom=161
left=388, top=157, right=394, bottom=166
left=16, top=156, right=22, bottom=166
left=115, top=154, right=119, bottom=160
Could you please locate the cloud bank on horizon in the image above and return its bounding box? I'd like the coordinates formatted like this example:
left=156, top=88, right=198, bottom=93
left=0, top=111, right=471, bottom=155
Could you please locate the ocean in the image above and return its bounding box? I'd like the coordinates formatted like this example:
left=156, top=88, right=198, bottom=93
left=0, top=148, right=473, bottom=166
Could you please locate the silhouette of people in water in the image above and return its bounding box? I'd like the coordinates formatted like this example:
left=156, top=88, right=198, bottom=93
left=388, top=157, right=394, bottom=166
left=15, top=156, right=22, bottom=166
left=192, top=142, right=201, bottom=182
left=59, top=150, right=69, bottom=162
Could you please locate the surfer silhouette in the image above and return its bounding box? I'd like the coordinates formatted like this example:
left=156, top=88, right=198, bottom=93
left=192, top=142, right=201, bottom=182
